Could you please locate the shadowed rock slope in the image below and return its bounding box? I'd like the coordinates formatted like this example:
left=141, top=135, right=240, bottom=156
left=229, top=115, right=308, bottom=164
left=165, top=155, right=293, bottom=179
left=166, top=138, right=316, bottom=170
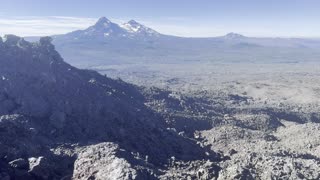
left=0, top=35, right=220, bottom=179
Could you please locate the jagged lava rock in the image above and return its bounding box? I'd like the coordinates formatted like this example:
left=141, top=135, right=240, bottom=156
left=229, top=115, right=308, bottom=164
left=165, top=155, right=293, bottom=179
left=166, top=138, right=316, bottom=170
left=0, top=35, right=219, bottom=179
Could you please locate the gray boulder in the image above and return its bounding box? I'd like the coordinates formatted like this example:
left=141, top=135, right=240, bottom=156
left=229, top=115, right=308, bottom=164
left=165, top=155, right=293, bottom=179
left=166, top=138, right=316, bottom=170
left=73, top=143, right=138, bottom=180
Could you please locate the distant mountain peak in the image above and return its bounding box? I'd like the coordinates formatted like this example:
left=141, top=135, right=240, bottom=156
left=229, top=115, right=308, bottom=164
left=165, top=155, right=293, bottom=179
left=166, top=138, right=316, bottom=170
left=96, top=17, right=111, bottom=23
left=59, top=17, right=161, bottom=40
left=93, top=17, right=113, bottom=28
left=224, top=32, right=246, bottom=39
left=122, top=20, right=144, bottom=33
left=80, top=17, right=126, bottom=37
left=127, top=19, right=140, bottom=25
left=121, top=20, right=159, bottom=36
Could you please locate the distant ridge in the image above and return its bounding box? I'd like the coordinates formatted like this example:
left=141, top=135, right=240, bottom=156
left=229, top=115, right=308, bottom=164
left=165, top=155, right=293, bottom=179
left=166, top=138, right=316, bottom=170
left=23, top=16, right=320, bottom=67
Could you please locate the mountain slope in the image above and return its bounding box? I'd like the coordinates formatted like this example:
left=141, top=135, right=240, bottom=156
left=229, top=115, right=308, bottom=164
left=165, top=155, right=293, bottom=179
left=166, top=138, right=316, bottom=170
left=0, top=35, right=220, bottom=179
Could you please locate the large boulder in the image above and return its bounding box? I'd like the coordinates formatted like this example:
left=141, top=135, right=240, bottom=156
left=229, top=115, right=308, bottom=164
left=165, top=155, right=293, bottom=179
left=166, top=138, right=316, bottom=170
left=73, top=143, right=139, bottom=180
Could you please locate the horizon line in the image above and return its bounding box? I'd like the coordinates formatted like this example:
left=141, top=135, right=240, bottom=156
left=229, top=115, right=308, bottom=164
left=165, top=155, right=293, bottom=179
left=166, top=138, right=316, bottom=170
left=0, top=16, right=320, bottom=39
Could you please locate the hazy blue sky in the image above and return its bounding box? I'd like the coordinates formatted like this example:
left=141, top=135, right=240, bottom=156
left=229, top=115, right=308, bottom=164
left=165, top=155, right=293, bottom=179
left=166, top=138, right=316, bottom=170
left=1, top=0, right=320, bottom=37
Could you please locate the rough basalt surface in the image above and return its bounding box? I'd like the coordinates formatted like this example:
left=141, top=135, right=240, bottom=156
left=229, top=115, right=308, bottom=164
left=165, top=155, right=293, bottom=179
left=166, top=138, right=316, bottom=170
left=0, top=35, right=220, bottom=179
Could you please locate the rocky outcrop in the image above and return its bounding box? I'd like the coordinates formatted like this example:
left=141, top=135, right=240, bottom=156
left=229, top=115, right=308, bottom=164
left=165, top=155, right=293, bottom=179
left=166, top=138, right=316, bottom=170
left=73, top=143, right=139, bottom=180
left=0, top=36, right=220, bottom=179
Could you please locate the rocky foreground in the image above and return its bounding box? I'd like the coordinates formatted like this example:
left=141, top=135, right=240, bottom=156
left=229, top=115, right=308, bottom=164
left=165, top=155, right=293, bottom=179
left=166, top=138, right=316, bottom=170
left=0, top=35, right=221, bottom=179
left=0, top=35, right=319, bottom=180
left=142, top=87, right=320, bottom=179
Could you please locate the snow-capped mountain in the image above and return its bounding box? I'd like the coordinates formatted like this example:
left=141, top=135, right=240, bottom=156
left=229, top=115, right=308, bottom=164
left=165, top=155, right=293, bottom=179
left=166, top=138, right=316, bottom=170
left=121, top=20, right=160, bottom=36
left=56, top=17, right=160, bottom=40
left=84, top=17, right=127, bottom=37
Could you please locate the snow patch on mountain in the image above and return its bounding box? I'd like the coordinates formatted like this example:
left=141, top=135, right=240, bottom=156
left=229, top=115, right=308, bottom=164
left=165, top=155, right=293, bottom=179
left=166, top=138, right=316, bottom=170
left=121, top=20, right=159, bottom=36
